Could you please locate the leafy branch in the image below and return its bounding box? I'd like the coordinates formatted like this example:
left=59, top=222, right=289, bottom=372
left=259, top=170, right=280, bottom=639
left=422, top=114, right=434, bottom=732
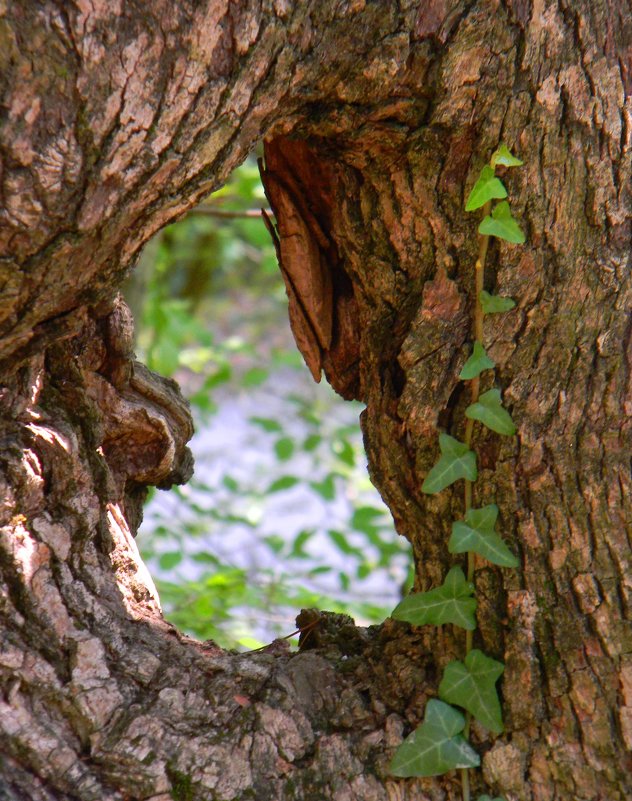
left=389, top=143, right=526, bottom=801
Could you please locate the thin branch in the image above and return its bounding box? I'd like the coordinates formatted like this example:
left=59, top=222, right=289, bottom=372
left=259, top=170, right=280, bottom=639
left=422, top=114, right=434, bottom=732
left=186, top=206, right=273, bottom=219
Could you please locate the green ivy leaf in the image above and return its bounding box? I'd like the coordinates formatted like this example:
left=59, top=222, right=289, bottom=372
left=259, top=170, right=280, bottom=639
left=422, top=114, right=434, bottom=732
left=449, top=504, right=519, bottom=568
left=490, top=143, right=523, bottom=168
left=391, top=565, right=477, bottom=630
left=390, top=699, right=480, bottom=777
left=465, top=165, right=508, bottom=212
left=465, top=388, right=516, bottom=436
left=479, top=290, right=516, bottom=314
left=478, top=796, right=507, bottom=801
left=459, top=341, right=495, bottom=380
left=422, top=434, right=477, bottom=494
left=439, top=649, right=505, bottom=734
left=478, top=201, right=526, bottom=244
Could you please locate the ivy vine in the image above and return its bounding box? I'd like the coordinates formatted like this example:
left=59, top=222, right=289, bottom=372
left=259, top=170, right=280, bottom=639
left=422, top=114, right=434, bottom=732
left=389, top=143, right=525, bottom=801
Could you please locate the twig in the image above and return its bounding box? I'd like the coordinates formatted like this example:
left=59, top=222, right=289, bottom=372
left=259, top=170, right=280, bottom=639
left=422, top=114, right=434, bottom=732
left=186, top=206, right=273, bottom=219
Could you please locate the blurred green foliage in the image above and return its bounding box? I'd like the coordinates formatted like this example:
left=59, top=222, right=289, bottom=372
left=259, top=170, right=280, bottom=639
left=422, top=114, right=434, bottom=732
left=126, top=156, right=293, bottom=409
left=128, top=156, right=411, bottom=650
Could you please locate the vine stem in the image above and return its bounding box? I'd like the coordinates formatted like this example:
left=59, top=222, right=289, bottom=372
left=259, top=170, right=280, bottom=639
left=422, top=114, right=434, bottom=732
left=460, top=201, right=491, bottom=801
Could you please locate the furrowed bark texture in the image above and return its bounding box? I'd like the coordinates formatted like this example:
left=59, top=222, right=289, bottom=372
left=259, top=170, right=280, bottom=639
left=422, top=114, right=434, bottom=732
left=0, top=1, right=630, bottom=800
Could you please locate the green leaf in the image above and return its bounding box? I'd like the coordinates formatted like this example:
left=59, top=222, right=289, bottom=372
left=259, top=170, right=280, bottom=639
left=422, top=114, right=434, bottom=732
left=303, top=433, right=322, bottom=452
left=478, top=201, right=525, bottom=244
left=249, top=416, right=283, bottom=433
left=422, top=434, right=477, bottom=494
left=310, top=474, right=336, bottom=501
left=465, top=388, right=516, bottom=436
left=201, top=362, right=232, bottom=390
left=159, top=551, right=182, bottom=570
left=351, top=505, right=386, bottom=534
left=149, top=338, right=180, bottom=376
left=222, top=474, right=239, bottom=492
left=274, top=436, right=295, bottom=461
left=267, top=475, right=300, bottom=493
left=439, top=649, right=505, bottom=734
left=449, top=504, right=519, bottom=568
left=465, top=166, right=508, bottom=212
left=459, top=341, right=495, bottom=380
left=390, top=699, right=480, bottom=777
left=391, top=565, right=477, bottom=630
left=242, top=366, right=269, bottom=387
left=328, top=529, right=363, bottom=558
left=289, top=529, right=314, bottom=559
left=264, top=534, right=284, bottom=554
left=490, top=143, right=523, bottom=168
left=479, top=290, right=516, bottom=314
left=191, top=552, right=219, bottom=565
left=357, top=562, right=371, bottom=579
left=333, top=437, right=356, bottom=467
left=477, top=796, right=507, bottom=801
left=308, top=565, right=332, bottom=577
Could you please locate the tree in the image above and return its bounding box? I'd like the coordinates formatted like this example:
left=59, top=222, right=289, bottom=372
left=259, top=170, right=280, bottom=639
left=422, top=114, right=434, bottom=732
left=0, top=2, right=630, bottom=799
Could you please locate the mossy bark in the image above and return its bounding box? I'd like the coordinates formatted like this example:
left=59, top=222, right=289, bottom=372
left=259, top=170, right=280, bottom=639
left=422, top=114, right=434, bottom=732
left=0, top=1, right=630, bottom=799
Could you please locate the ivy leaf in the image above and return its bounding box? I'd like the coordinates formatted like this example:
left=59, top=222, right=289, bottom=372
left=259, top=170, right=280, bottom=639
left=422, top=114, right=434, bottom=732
left=391, top=565, right=477, bottom=630
left=490, top=143, right=523, bottom=168
left=459, top=341, right=495, bottom=380
left=464, top=165, right=508, bottom=212
left=439, top=649, right=505, bottom=734
left=465, top=388, right=516, bottom=436
left=478, top=201, right=526, bottom=244
left=478, top=796, right=507, bottom=801
left=449, top=504, right=519, bottom=568
left=422, top=434, right=477, bottom=494
left=479, top=290, right=516, bottom=314
left=390, top=699, right=480, bottom=777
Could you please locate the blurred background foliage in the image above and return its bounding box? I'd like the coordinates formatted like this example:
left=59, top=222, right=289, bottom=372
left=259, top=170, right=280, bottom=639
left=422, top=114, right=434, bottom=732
left=125, top=154, right=411, bottom=650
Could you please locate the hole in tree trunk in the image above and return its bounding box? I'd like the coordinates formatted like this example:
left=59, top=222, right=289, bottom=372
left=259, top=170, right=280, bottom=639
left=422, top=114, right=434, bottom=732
left=124, top=154, right=412, bottom=651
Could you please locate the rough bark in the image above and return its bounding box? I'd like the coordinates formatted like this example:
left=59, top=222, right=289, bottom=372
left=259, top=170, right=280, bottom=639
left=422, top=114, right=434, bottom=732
left=0, top=2, right=630, bottom=800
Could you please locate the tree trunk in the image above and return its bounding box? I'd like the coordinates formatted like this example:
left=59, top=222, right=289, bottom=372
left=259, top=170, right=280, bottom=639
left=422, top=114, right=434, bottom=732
left=0, top=2, right=630, bottom=800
